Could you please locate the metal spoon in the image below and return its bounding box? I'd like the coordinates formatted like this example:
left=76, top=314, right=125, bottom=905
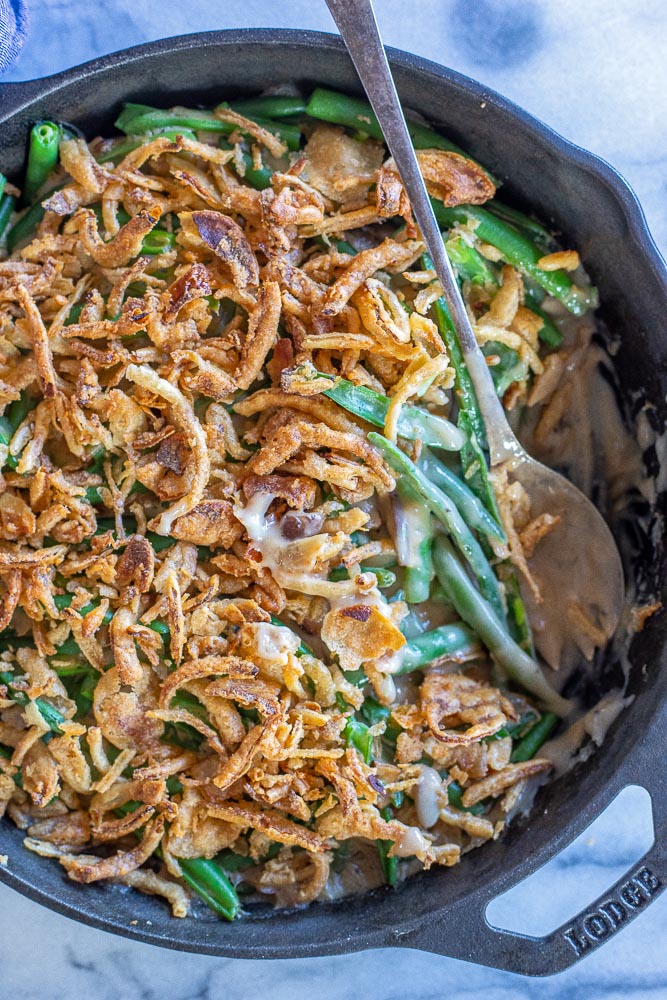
left=325, top=0, right=624, bottom=671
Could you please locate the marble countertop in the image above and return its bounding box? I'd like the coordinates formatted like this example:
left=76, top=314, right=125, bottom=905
left=1, top=1, right=665, bottom=996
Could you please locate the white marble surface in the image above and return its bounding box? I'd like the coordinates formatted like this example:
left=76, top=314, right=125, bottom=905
left=1, top=1, right=666, bottom=995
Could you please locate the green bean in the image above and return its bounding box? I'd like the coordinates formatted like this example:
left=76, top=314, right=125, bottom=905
left=147, top=619, right=171, bottom=640
left=314, top=235, right=356, bottom=255
left=368, top=567, right=397, bottom=588
left=94, top=516, right=175, bottom=553
left=268, top=615, right=311, bottom=657
left=0, top=193, right=15, bottom=240
left=344, top=717, right=373, bottom=764
left=329, top=564, right=396, bottom=588
left=140, top=230, right=176, bottom=255
left=0, top=670, right=65, bottom=734
left=113, top=799, right=140, bottom=818
left=483, top=341, right=529, bottom=397
left=52, top=662, right=94, bottom=678
left=6, top=390, right=35, bottom=430
left=50, top=637, right=82, bottom=658
left=397, top=480, right=433, bottom=604
left=0, top=744, right=22, bottom=786
left=216, top=105, right=302, bottom=151
left=403, top=543, right=432, bottom=604
left=306, top=87, right=470, bottom=159
left=115, top=103, right=301, bottom=151
left=53, top=592, right=113, bottom=625
left=178, top=856, right=240, bottom=921
left=486, top=200, right=556, bottom=248
left=318, top=371, right=464, bottom=451
left=0, top=634, right=33, bottom=654
left=445, top=235, right=498, bottom=288
left=0, top=416, right=14, bottom=465
left=377, top=806, right=398, bottom=885
left=213, top=849, right=254, bottom=872
left=151, top=531, right=176, bottom=552
left=432, top=537, right=569, bottom=713
left=0, top=390, right=36, bottom=470
left=398, top=622, right=481, bottom=673
left=445, top=236, right=557, bottom=360
left=533, top=304, right=563, bottom=348
left=426, top=264, right=485, bottom=452
left=5, top=182, right=63, bottom=253
left=369, top=433, right=506, bottom=622
left=357, top=698, right=401, bottom=747
left=23, top=122, right=61, bottom=203
left=163, top=689, right=210, bottom=749
left=359, top=697, right=390, bottom=727
left=165, top=776, right=184, bottom=797
left=76, top=673, right=97, bottom=708
left=162, top=721, right=204, bottom=752
left=421, top=450, right=506, bottom=545
left=85, top=485, right=105, bottom=505
left=170, top=690, right=208, bottom=722
left=523, top=285, right=564, bottom=347
left=447, top=779, right=487, bottom=816
left=86, top=477, right=149, bottom=507
left=230, top=96, right=306, bottom=119
left=96, top=128, right=198, bottom=164
left=503, top=571, right=535, bottom=656
left=511, top=712, right=558, bottom=761
left=219, top=139, right=273, bottom=190
left=343, top=668, right=368, bottom=688
left=114, top=103, right=222, bottom=133
left=486, top=710, right=539, bottom=743
left=431, top=200, right=595, bottom=315
left=53, top=594, right=83, bottom=611
left=440, top=241, right=529, bottom=397
left=429, top=286, right=500, bottom=520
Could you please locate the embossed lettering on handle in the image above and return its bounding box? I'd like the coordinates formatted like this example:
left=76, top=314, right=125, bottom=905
left=562, top=866, right=663, bottom=957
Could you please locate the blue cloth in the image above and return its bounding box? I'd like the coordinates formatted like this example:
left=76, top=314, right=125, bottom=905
left=0, top=0, right=28, bottom=73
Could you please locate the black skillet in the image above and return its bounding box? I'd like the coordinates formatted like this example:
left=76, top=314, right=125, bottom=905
left=0, top=28, right=665, bottom=976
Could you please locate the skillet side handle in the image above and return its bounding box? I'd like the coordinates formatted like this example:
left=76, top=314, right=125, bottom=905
left=404, top=783, right=666, bottom=976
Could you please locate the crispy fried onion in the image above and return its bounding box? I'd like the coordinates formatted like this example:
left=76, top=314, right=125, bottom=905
left=118, top=868, right=190, bottom=918
left=415, top=150, right=495, bottom=207
left=75, top=204, right=162, bottom=266
left=318, top=239, right=424, bottom=317
left=207, top=799, right=329, bottom=852
left=249, top=417, right=394, bottom=493
left=321, top=599, right=406, bottom=672
left=61, top=814, right=165, bottom=883
left=15, top=285, right=58, bottom=398
left=190, top=211, right=259, bottom=288
left=235, top=281, right=282, bottom=390
left=421, top=671, right=516, bottom=745
left=213, top=106, right=287, bottom=158
left=125, top=364, right=210, bottom=534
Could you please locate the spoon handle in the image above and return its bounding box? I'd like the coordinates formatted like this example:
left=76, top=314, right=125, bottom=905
left=325, top=0, right=520, bottom=465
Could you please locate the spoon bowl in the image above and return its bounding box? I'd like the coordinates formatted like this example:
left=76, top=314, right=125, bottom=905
left=503, top=448, right=625, bottom=671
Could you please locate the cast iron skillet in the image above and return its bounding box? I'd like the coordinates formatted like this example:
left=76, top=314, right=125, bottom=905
left=0, top=28, right=665, bottom=977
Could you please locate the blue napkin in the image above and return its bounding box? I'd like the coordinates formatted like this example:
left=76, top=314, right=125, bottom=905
left=0, top=0, right=28, bottom=73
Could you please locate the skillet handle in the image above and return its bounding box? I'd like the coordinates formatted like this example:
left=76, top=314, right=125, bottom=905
left=404, top=777, right=667, bottom=975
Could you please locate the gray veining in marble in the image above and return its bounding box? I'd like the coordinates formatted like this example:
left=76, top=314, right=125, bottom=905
left=0, top=1, right=665, bottom=996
